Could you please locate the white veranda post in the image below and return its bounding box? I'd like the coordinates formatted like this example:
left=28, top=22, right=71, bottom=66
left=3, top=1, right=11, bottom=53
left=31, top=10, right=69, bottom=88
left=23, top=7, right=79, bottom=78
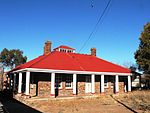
left=128, top=75, right=131, bottom=92
left=51, top=73, right=55, bottom=96
left=91, top=74, right=95, bottom=94
left=115, top=75, right=119, bottom=93
left=25, top=71, right=30, bottom=95
left=73, top=74, right=77, bottom=95
left=18, top=72, right=22, bottom=93
left=101, top=75, right=104, bottom=93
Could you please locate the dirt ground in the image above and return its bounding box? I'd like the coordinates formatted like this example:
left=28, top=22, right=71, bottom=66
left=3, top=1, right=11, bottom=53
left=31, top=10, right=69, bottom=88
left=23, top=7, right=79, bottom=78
left=16, top=91, right=150, bottom=113
left=20, top=95, right=132, bottom=113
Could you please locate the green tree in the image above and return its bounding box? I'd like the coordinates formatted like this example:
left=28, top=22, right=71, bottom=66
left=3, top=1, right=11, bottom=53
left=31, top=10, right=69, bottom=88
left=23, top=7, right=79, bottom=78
left=0, top=48, right=27, bottom=69
left=135, top=23, right=150, bottom=74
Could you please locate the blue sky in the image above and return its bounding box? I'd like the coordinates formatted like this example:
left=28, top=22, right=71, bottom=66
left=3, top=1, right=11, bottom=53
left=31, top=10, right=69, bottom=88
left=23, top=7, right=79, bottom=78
left=0, top=0, right=150, bottom=67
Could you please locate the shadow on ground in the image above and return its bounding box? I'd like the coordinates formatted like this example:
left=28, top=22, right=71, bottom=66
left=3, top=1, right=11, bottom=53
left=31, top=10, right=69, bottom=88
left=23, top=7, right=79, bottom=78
left=0, top=90, right=42, bottom=113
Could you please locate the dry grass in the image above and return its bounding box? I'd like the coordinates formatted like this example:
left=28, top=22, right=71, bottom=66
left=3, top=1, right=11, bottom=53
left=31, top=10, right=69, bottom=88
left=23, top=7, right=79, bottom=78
left=16, top=91, right=150, bottom=113
left=113, top=90, right=150, bottom=113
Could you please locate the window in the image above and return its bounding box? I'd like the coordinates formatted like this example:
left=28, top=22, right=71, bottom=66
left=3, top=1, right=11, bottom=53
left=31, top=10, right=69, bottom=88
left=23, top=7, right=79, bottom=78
left=110, top=82, right=114, bottom=88
left=65, top=75, right=73, bottom=89
left=111, top=77, right=114, bottom=88
left=104, top=76, right=114, bottom=88
left=86, top=76, right=91, bottom=83
left=55, top=75, right=62, bottom=89
left=68, top=50, right=71, bottom=53
left=60, top=49, right=63, bottom=52
left=104, top=76, right=108, bottom=88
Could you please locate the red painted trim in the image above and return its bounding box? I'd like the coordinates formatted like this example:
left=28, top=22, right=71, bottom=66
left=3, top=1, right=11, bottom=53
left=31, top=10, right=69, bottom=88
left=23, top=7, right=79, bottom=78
left=100, top=92, right=105, bottom=95
left=65, top=88, right=73, bottom=90
left=91, top=93, right=95, bottom=94
left=18, top=93, right=22, bottom=94
left=50, top=94, right=55, bottom=96
left=58, top=88, right=63, bottom=90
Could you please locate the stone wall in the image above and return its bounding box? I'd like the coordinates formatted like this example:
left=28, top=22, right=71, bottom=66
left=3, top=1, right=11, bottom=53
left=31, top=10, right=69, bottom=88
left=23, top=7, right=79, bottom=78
left=58, top=82, right=73, bottom=96
left=29, top=73, right=126, bottom=97
left=105, top=82, right=114, bottom=95
left=77, top=82, right=85, bottom=95
left=30, top=84, right=36, bottom=97
left=77, top=75, right=85, bottom=95
left=38, top=81, right=51, bottom=97
left=95, top=82, right=100, bottom=94
left=119, top=82, right=125, bottom=93
left=95, top=75, right=101, bottom=94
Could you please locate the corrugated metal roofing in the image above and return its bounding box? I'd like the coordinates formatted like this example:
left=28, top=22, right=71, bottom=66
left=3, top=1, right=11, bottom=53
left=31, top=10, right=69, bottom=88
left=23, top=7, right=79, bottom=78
left=11, top=51, right=130, bottom=73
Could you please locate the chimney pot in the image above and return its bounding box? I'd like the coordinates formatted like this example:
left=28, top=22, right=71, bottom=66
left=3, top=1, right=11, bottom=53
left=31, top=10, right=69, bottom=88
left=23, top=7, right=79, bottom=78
left=91, top=48, right=96, bottom=56
left=44, top=41, right=52, bottom=55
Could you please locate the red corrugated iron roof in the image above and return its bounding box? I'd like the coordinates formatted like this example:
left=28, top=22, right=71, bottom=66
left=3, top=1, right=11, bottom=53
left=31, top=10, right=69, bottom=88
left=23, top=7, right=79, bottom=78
left=11, top=51, right=131, bottom=73
left=10, top=55, right=46, bottom=72
left=53, top=45, right=75, bottom=50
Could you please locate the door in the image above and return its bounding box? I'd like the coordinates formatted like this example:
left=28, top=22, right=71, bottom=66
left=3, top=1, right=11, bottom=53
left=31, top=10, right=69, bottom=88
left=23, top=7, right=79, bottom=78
left=85, top=76, right=91, bottom=93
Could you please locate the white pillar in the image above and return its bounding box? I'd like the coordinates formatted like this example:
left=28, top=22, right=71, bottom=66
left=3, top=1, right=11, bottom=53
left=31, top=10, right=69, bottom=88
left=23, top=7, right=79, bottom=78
left=25, top=71, right=30, bottom=95
left=13, top=73, right=16, bottom=91
left=18, top=72, right=22, bottom=94
left=91, top=74, right=95, bottom=94
left=51, top=73, right=55, bottom=96
left=73, top=74, right=77, bottom=95
left=128, top=75, right=131, bottom=92
left=115, top=75, right=119, bottom=93
left=101, top=75, right=104, bottom=93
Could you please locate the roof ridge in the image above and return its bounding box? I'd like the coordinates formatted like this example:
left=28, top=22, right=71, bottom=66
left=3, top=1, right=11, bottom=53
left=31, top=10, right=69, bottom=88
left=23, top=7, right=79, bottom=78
left=70, top=52, right=91, bottom=56
left=54, top=45, right=75, bottom=50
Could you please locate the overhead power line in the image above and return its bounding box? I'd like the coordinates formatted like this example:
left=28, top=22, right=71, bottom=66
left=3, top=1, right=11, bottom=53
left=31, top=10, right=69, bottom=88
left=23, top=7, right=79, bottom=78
left=79, top=0, right=112, bottom=52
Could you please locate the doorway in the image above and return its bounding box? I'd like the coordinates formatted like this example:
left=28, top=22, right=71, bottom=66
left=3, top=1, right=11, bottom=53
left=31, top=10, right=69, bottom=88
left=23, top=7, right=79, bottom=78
left=85, top=76, right=91, bottom=93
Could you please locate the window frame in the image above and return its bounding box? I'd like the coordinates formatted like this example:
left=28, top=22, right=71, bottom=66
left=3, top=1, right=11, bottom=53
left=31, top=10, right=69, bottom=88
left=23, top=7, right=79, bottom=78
left=65, top=75, right=73, bottom=89
left=55, top=75, right=62, bottom=89
left=104, top=76, right=109, bottom=88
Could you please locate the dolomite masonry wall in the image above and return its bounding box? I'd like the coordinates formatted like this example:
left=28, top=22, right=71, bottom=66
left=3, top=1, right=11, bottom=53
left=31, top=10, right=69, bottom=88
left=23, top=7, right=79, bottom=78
left=77, top=75, right=86, bottom=96
left=105, top=82, right=115, bottom=94
left=58, top=81, right=73, bottom=96
left=30, top=84, right=36, bottom=96
left=38, top=81, right=51, bottom=97
left=95, top=75, right=101, bottom=94
left=28, top=73, right=126, bottom=97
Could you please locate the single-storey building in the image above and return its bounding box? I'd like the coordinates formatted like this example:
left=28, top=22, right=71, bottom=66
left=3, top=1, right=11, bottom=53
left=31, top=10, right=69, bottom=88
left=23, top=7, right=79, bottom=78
left=8, top=41, right=132, bottom=97
left=131, top=71, right=141, bottom=90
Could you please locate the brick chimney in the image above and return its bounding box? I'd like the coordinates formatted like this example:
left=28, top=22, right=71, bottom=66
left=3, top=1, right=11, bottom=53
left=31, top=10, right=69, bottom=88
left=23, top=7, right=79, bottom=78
left=91, top=48, right=96, bottom=56
left=44, top=41, right=52, bottom=55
